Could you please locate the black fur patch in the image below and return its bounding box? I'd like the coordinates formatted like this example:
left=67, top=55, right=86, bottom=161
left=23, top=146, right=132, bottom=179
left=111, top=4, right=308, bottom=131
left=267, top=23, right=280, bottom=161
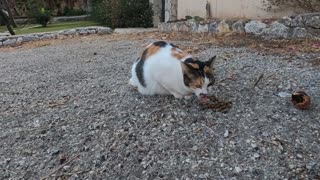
left=184, top=58, right=206, bottom=73
left=170, top=43, right=178, bottom=48
left=153, top=41, right=167, bottom=47
left=135, top=49, right=148, bottom=87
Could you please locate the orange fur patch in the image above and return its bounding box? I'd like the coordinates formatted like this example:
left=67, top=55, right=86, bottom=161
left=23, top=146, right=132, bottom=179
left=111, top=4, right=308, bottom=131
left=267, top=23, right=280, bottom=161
left=144, top=45, right=161, bottom=59
left=172, top=47, right=189, bottom=60
left=189, top=77, right=204, bottom=89
left=187, top=63, right=199, bottom=69
left=204, top=66, right=213, bottom=74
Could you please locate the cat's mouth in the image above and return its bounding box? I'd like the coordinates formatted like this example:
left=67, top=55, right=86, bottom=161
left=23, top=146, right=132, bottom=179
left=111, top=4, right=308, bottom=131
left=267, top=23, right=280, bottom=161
left=199, top=93, right=208, bottom=99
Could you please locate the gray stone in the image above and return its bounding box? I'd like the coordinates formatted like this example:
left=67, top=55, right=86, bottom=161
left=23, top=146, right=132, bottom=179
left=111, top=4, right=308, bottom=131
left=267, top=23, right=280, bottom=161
left=292, top=27, right=309, bottom=38
left=16, top=37, right=23, bottom=45
left=171, top=23, right=179, bottom=31
left=197, top=24, right=209, bottom=33
left=158, top=23, right=168, bottom=32
left=209, top=22, right=218, bottom=33
left=186, top=19, right=199, bottom=32
left=79, top=30, right=88, bottom=35
left=0, top=37, right=7, bottom=42
left=88, top=30, right=96, bottom=34
left=305, top=15, right=320, bottom=28
left=63, top=29, right=77, bottom=35
left=262, top=21, right=290, bottom=38
left=218, top=20, right=231, bottom=33
left=279, top=16, right=293, bottom=27
left=245, top=20, right=267, bottom=35
left=178, top=23, right=191, bottom=32
left=3, top=38, right=16, bottom=46
left=291, top=15, right=305, bottom=27
left=40, top=33, right=57, bottom=40
left=160, top=23, right=172, bottom=32
left=232, top=20, right=245, bottom=33
left=23, top=35, right=40, bottom=42
left=97, top=27, right=113, bottom=35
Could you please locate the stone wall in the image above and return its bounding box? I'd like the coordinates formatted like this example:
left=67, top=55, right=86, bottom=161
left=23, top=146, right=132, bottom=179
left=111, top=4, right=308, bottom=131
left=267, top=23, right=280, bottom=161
left=0, top=26, right=112, bottom=47
left=177, top=0, right=306, bottom=20
left=158, top=13, right=320, bottom=39
left=149, top=0, right=162, bottom=27
left=165, top=0, right=177, bottom=22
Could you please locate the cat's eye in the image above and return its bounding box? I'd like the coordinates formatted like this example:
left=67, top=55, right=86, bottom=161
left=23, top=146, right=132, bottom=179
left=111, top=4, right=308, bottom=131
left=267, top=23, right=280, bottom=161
left=196, top=85, right=202, bottom=88
left=208, top=82, right=214, bottom=86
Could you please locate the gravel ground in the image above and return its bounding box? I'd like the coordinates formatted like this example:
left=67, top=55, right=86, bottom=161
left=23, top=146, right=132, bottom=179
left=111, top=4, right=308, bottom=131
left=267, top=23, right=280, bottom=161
left=0, top=34, right=319, bottom=180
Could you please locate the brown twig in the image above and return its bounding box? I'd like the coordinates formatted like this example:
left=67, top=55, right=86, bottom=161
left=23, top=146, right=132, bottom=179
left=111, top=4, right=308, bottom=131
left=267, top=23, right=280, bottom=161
left=41, top=154, right=80, bottom=180
left=2, top=168, right=18, bottom=175
left=253, top=73, right=264, bottom=88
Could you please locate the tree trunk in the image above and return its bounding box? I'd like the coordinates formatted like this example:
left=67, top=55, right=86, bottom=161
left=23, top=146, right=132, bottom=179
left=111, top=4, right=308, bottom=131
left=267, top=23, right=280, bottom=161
left=2, top=0, right=17, bottom=28
left=0, top=9, right=15, bottom=35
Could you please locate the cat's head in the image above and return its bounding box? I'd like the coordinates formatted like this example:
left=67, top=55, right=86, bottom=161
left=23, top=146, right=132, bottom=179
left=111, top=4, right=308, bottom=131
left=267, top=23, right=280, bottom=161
left=182, top=56, right=216, bottom=97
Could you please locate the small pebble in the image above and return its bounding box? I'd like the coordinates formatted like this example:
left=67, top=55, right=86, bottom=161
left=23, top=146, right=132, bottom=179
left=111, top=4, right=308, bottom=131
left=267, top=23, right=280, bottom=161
left=235, top=166, right=242, bottom=173
left=296, top=154, right=303, bottom=159
left=253, top=153, right=260, bottom=159
left=192, top=146, right=198, bottom=151
left=63, top=165, right=71, bottom=171
left=224, top=130, right=229, bottom=138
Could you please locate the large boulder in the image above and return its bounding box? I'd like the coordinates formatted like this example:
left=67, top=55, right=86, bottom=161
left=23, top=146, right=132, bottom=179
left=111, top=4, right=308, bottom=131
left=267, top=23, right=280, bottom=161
left=262, top=21, right=290, bottom=38
left=63, top=29, right=77, bottom=35
left=209, top=21, right=219, bottom=33
left=186, top=19, right=199, bottom=32
left=279, top=16, right=294, bottom=27
left=292, top=27, right=309, bottom=38
left=97, top=27, right=113, bottom=35
left=245, top=20, right=267, bottom=35
left=3, top=38, right=16, bottom=46
left=232, top=20, right=245, bottom=33
left=197, top=23, right=209, bottom=33
left=291, top=13, right=320, bottom=28
left=305, top=14, right=320, bottom=29
left=218, top=20, right=231, bottom=33
left=22, top=35, right=40, bottom=42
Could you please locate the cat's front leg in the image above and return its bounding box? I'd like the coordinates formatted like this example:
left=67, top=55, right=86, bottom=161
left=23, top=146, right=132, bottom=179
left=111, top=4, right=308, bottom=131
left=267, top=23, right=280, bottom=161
left=171, top=92, right=184, bottom=99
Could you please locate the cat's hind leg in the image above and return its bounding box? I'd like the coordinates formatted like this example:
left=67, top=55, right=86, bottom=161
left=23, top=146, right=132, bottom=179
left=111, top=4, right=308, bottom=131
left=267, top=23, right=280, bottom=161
left=129, top=62, right=139, bottom=89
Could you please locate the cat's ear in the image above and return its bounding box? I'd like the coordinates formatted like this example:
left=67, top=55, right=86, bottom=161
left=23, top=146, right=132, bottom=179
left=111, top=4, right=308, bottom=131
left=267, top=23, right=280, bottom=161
left=183, top=62, right=199, bottom=70
left=206, top=55, right=216, bottom=68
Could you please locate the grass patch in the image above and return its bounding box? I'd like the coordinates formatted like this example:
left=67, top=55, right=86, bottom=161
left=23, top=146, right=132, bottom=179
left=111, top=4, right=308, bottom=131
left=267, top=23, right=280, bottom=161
left=0, top=20, right=100, bottom=35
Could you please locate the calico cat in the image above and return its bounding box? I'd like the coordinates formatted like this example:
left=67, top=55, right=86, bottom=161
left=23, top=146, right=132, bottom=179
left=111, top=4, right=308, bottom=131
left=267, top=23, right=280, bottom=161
left=129, top=41, right=216, bottom=99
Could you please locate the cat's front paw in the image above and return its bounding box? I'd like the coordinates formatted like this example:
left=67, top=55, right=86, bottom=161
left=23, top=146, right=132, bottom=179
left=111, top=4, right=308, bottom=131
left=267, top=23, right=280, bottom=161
left=172, top=92, right=183, bottom=99
left=183, top=94, right=194, bottom=100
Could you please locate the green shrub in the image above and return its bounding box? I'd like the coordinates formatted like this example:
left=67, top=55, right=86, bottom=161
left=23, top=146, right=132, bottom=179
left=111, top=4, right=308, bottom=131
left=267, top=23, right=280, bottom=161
left=33, top=7, right=52, bottom=27
left=185, top=15, right=193, bottom=20
left=26, top=0, right=52, bottom=27
left=63, top=7, right=87, bottom=16
left=90, top=0, right=111, bottom=26
left=90, top=0, right=153, bottom=28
